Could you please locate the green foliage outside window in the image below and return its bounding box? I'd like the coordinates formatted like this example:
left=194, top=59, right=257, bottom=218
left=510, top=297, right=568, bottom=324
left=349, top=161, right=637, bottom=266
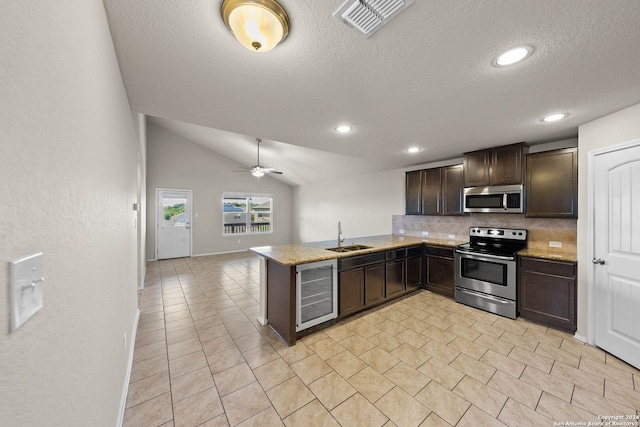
left=164, top=203, right=185, bottom=220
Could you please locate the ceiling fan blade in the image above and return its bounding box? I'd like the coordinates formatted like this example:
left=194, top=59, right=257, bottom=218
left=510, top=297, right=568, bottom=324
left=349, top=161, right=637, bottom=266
left=263, top=168, right=283, bottom=174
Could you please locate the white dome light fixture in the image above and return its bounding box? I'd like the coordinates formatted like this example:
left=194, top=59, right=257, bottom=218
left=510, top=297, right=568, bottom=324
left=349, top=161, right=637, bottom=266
left=541, top=113, right=569, bottom=122
left=406, top=147, right=421, bottom=153
left=221, top=0, right=290, bottom=52
left=495, top=46, right=532, bottom=66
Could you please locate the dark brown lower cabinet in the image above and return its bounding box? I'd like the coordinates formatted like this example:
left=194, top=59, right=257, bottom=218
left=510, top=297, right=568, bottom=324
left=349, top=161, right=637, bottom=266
left=339, top=268, right=365, bottom=317
left=518, top=256, right=577, bottom=333
left=339, top=247, right=424, bottom=319
left=364, top=264, right=385, bottom=305
left=425, top=245, right=455, bottom=297
left=385, top=259, right=405, bottom=298
left=405, top=246, right=424, bottom=290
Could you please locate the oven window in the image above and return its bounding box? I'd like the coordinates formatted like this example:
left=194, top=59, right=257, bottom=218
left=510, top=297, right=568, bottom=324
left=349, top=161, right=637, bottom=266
left=460, top=258, right=507, bottom=286
left=465, top=194, right=504, bottom=209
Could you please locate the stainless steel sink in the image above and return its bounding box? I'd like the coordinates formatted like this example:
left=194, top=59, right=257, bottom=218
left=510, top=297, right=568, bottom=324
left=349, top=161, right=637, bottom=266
left=326, top=244, right=373, bottom=253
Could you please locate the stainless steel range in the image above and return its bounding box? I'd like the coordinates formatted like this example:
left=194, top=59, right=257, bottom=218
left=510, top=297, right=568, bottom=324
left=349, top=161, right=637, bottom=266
left=454, top=227, right=527, bottom=319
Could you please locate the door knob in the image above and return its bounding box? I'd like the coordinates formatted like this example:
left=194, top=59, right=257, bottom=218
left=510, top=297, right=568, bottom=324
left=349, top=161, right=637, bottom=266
left=592, top=258, right=605, bottom=265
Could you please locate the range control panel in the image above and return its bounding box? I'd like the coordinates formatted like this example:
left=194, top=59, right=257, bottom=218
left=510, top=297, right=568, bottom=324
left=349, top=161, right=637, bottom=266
left=469, top=227, right=527, bottom=241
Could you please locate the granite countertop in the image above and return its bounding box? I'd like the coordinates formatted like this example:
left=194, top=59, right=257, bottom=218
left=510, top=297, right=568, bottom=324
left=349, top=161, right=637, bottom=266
left=250, top=234, right=467, bottom=266
left=518, top=248, right=577, bottom=263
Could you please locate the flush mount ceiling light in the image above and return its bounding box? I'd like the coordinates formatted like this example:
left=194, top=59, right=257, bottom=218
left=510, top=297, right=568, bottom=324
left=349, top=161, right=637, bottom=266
left=335, top=125, right=352, bottom=133
left=221, top=0, right=290, bottom=52
left=494, top=46, right=532, bottom=66
left=406, top=147, right=422, bottom=153
left=541, top=113, right=569, bottom=122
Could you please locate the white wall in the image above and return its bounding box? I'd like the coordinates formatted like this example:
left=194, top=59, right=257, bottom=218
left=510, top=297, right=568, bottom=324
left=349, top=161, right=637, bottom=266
left=293, top=169, right=405, bottom=243
left=0, top=1, right=140, bottom=426
left=146, top=122, right=294, bottom=257
left=577, top=102, right=640, bottom=338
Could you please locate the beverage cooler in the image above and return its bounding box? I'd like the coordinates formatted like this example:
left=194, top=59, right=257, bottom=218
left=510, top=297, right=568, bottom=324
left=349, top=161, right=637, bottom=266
left=296, top=259, right=338, bottom=331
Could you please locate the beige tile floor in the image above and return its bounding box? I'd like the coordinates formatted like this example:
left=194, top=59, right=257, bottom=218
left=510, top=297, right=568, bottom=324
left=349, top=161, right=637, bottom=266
left=124, top=252, right=640, bottom=427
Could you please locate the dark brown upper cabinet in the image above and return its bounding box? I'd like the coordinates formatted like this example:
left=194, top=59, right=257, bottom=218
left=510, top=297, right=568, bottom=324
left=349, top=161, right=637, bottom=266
left=442, top=165, right=464, bottom=215
left=525, top=147, right=578, bottom=218
left=405, top=165, right=464, bottom=216
left=405, top=170, right=422, bottom=215
left=463, top=149, right=491, bottom=187
left=421, top=168, right=442, bottom=215
left=463, top=142, right=529, bottom=187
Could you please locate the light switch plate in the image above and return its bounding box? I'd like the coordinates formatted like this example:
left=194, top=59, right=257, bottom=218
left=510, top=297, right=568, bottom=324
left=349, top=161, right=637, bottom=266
left=448, top=234, right=456, bottom=239
left=398, top=229, right=405, bottom=234
left=10, top=252, right=44, bottom=332
left=422, top=231, right=429, bottom=236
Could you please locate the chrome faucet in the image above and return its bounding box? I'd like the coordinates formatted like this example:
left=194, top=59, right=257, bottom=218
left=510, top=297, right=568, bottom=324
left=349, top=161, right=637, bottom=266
left=338, top=221, right=345, bottom=246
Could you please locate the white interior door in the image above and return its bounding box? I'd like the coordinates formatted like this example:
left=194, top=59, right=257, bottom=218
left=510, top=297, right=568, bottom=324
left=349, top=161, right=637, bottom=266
left=157, top=188, right=192, bottom=260
left=593, top=142, right=640, bottom=369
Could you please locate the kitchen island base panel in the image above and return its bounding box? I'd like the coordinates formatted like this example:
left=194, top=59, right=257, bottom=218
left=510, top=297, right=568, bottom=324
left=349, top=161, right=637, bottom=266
left=266, top=259, right=297, bottom=345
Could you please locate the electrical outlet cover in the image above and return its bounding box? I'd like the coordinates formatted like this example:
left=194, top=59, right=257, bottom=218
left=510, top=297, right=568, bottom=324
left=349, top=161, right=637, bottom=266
left=10, top=252, right=44, bottom=332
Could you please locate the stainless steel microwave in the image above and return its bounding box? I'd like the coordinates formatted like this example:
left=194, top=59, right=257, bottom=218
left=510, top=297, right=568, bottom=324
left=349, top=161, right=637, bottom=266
left=463, top=185, right=524, bottom=213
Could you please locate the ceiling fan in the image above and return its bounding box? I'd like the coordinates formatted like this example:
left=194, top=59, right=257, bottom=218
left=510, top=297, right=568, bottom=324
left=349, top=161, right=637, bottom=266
left=235, top=138, right=283, bottom=178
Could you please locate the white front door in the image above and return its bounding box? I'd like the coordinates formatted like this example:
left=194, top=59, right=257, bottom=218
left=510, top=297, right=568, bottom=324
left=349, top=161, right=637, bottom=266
left=157, top=188, right=192, bottom=260
left=592, top=141, right=640, bottom=369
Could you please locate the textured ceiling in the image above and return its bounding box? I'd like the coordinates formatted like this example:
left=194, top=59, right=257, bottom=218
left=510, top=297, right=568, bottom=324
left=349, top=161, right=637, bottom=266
left=103, top=0, right=640, bottom=185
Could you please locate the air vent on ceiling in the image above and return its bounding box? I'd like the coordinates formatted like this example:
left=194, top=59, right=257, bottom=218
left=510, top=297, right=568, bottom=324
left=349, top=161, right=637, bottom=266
left=333, top=0, right=415, bottom=38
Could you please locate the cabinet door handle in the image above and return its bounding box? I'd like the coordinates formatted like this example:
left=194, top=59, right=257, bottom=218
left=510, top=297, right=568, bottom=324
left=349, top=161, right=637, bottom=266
left=592, top=258, right=605, bottom=265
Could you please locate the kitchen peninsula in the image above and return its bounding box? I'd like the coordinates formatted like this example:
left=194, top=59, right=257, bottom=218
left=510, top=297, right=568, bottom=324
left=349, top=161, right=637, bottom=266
left=250, top=234, right=466, bottom=345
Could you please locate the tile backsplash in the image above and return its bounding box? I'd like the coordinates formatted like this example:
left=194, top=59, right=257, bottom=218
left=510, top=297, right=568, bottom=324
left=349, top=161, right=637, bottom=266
left=392, top=214, right=577, bottom=253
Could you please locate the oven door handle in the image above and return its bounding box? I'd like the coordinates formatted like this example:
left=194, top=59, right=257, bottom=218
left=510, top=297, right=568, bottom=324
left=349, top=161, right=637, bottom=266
left=455, top=250, right=515, bottom=261
left=456, top=287, right=512, bottom=304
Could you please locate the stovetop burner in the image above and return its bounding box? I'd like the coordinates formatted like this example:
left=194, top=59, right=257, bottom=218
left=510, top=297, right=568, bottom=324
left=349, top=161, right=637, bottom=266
left=457, top=226, right=528, bottom=257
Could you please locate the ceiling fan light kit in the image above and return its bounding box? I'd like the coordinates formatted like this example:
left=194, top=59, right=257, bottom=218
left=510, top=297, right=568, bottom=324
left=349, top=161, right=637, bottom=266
left=221, top=0, right=290, bottom=52
left=235, top=138, right=283, bottom=178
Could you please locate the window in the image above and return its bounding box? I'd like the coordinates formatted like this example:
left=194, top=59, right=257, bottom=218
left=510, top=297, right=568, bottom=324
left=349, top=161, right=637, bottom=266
left=222, top=192, right=273, bottom=235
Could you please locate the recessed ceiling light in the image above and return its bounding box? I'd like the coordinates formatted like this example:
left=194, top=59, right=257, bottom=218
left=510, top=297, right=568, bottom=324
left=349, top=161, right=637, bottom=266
left=406, top=147, right=421, bottom=153
left=495, top=46, right=531, bottom=66
left=335, top=125, right=352, bottom=133
left=541, top=113, right=569, bottom=122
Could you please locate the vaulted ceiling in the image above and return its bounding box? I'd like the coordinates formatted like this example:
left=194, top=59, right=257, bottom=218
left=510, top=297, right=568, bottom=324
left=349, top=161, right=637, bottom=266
left=103, top=0, right=640, bottom=185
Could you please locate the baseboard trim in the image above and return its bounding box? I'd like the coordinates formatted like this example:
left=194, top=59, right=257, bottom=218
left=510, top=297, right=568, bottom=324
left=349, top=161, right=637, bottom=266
left=148, top=249, right=252, bottom=262
left=573, top=333, right=587, bottom=343
left=117, top=308, right=140, bottom=427
left=193, top=249, right=250, bottom=257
